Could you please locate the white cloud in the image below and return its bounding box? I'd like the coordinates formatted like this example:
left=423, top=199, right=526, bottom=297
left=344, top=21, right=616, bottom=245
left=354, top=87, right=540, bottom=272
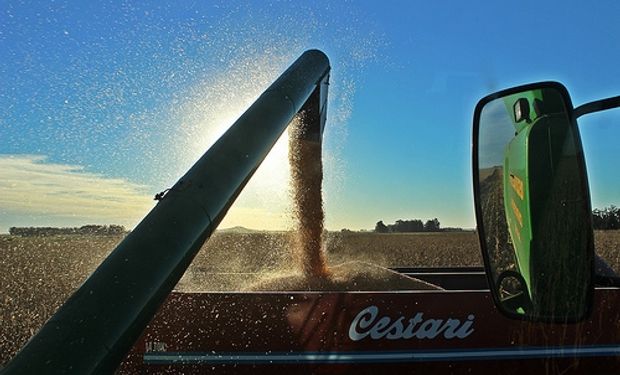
left=0, top=155, right=153, bottom=228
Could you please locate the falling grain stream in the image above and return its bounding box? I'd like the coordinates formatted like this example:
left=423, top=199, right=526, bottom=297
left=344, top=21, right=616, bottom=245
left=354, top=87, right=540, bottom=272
left=289, top=116, right=329, bottom=278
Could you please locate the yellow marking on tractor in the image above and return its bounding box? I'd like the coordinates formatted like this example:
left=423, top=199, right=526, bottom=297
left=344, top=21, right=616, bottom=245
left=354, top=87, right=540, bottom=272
left=509, top=174, right=524, bottom=200
left=514, top=222, right=522, bottom=242
left=511, top=198, right=523, bottom=228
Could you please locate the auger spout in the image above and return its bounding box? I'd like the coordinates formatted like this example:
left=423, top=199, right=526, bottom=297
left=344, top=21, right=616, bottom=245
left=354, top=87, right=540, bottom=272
left=2, top=49, right=330, bottom=375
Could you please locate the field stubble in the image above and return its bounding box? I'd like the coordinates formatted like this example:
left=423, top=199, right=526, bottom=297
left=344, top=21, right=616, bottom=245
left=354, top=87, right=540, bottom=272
left=0, top=231, right=479, bottom=365
left=2, top=230, right=619, bottom=366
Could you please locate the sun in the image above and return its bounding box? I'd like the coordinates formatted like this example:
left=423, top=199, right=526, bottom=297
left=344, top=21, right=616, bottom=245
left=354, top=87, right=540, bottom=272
left=186, top=109, right=293, bottom=231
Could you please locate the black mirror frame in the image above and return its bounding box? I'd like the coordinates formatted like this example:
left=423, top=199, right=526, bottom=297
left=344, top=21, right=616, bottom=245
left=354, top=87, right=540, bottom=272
left=472, top=80, right=596, bottom=323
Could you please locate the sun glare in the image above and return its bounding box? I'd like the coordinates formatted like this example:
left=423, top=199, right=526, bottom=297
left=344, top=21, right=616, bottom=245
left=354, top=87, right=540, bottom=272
left=165, top=51, right=304, bottom=231
left=217, top=127, right=292, bottom=231
left=180, top=95, right=293, bottom=231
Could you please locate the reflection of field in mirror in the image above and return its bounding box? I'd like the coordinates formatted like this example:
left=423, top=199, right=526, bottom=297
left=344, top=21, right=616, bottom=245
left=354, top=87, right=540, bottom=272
left=478, top=166, right=518, bottom=278
left=0, top=231, right=479, bottom=365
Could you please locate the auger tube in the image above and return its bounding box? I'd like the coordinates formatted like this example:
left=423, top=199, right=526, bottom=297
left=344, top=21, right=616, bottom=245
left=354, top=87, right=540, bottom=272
left=1, top=49, right=330, bottom=375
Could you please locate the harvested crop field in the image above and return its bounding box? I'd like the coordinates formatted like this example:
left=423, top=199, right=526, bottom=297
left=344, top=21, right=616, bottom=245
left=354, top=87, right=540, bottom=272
left=1, top=230, right=619, bottom=365
left=0, top=231, right=477, bottom=364
left=179, top=231, right=482, bottom=292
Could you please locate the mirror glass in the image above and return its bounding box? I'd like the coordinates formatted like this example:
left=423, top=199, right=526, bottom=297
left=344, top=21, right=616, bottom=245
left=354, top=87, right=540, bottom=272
left=475, top=84, right=594, bottom=321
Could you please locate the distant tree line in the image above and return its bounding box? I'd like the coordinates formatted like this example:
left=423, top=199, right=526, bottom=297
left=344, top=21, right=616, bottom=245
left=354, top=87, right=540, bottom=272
left=374, top=218, right=448, bottom=233
left=370, top=205, right=620, bottom=234
left=593, top=206, right=620, bottom=230
left=9, top=225, right=127, bottom=237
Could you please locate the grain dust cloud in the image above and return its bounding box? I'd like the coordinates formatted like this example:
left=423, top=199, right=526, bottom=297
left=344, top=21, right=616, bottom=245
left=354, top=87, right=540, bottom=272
left=244, top=115, right=443, bottom=292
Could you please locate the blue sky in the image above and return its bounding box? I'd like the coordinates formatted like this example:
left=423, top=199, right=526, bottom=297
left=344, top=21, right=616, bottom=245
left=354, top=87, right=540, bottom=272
left=1, top=0, right=619, bottom=232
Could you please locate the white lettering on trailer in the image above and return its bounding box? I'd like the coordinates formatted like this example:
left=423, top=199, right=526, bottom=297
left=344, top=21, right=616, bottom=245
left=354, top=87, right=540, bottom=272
left=348, top=305, right=475, bottom=341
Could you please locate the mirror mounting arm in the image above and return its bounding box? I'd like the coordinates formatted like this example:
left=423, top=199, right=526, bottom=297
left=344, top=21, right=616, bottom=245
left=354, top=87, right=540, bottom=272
left=574, top=95, right=620, bottom=118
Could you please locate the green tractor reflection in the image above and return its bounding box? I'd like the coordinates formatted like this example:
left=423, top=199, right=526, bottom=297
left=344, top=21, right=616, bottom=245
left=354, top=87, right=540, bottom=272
left=499, top=87, right=592, bottom=318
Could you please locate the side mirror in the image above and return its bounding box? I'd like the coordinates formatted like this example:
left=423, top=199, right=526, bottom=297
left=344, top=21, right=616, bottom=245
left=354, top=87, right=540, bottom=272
left=473, top=81, right=595, bottom=322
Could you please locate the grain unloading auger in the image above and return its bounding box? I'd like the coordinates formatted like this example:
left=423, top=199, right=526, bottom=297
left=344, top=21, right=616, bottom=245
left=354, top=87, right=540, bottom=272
left=1, top=50, right=330, bottom=375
